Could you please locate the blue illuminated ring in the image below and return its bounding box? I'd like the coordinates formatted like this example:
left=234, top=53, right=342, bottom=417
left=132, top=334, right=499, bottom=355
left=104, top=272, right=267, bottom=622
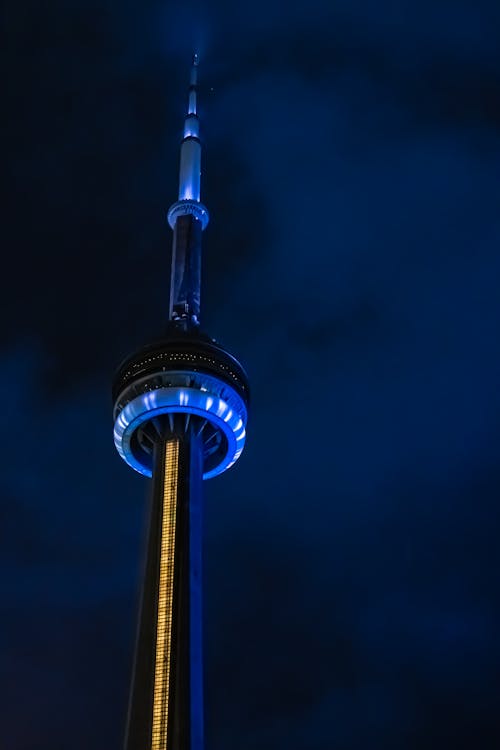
left=113, top=386, right=246, bottom=480
left=167, top=200, right=209, bottom=230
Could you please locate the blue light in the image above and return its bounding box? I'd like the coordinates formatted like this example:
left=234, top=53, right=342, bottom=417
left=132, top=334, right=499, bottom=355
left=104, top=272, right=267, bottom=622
left=144, top=392, right=156, bottom=409
left=180, top=181, right=195, bottom=201
left=183, top=117, right=199, bottom=139
left=167, top=200, right=210, bottom=230
left=113, top=381, right=247, bottom=480
left=216, top=399, right=226, bottom=418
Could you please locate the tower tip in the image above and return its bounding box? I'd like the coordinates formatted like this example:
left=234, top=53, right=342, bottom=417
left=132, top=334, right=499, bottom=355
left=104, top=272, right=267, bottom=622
left=189, top=54, right=199, bottom=90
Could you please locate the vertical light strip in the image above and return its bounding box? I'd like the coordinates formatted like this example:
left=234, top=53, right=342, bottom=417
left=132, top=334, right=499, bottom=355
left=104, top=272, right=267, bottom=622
left=151, top=438, right=179, bottom=750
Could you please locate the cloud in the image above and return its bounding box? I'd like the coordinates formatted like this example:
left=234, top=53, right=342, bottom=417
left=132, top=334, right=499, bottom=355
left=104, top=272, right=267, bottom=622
left=0, top=343, right=144, bottom=747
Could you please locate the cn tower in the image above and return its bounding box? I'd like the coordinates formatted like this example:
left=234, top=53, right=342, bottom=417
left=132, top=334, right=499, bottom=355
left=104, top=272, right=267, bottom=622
left=112, top=56, right=249, bottom=750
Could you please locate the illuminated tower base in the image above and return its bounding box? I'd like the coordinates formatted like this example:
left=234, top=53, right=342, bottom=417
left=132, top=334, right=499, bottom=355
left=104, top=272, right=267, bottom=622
left=125, top=426, right=204, bottom=750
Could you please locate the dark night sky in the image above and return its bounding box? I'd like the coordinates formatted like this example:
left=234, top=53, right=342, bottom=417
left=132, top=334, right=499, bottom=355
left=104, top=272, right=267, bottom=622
left=3, top=1, right=500, bottom=748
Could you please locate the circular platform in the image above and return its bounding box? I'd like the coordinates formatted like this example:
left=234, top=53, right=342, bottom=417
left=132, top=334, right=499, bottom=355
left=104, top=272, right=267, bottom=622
left=112, top=332, right=249, bottom=479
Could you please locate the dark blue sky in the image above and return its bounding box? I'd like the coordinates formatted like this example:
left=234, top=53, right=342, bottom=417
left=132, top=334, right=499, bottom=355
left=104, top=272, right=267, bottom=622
left=3, top=1, right=500, bottom=748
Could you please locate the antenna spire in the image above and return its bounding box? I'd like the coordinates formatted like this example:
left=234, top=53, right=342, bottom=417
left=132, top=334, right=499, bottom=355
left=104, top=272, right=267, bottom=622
left=173, top=53, right=203, bottom=202
left=167, top=55, right=209, bottom=326
left=188, top=54, right=199, bottom=114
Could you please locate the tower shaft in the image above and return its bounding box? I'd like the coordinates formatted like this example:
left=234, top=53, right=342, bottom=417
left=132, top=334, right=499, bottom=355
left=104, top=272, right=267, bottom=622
left=125, top=428, right=204, bottom=750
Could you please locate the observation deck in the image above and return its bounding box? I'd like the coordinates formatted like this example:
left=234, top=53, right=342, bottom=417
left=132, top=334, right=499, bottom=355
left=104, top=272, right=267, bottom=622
left=112, top=329, right=249, bottom=480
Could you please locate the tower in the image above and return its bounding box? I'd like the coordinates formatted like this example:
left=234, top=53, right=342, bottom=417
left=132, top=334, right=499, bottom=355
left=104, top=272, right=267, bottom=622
left=112, top=56, right=249, bottom=750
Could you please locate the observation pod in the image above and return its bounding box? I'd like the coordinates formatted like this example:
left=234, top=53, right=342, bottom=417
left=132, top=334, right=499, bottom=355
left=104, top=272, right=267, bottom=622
left=112, top=329, right=249, bottom=481
left=112, top=55, right=249, bottom=750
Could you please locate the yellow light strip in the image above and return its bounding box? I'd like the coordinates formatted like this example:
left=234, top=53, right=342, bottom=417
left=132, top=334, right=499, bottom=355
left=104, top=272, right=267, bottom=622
left=151, top=438, right=179, bottom=750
